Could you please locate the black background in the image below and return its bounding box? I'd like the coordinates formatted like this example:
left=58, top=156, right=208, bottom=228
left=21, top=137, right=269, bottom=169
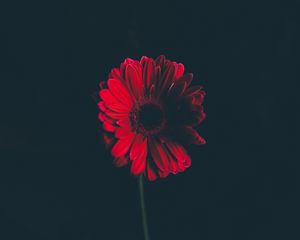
left=0, top=0, right=299, bottom=239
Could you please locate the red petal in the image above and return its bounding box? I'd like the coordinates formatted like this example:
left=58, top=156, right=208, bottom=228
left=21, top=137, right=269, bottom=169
left=190, top=103, right=203, bottom=112
left=169, top=74, right=193, bottom=97
left=116, top=117, right=131, bottom=127
left=168, top=80, right=187, bottom=97
left=163, top=149, right=178, bottom=174
left=183, top=127, right=206, bottom=145
left=168, top=74, right=193, bottom=97
left=186, top=85, right=204, bottom=96
left=160, top=63, right=176, bottom=93
left=129, top=134, right=147, bottom=160
left=140, top=56, right=149, bottom=66
left=98, top=112, right=115, bottom=125
left=129, top=134, right=144, bottom=161
left=120, top=58, right=135, bottom=76
left=107, top=103, right=130, bottom=113
left=148, top=84, right=155, bottom=99
left=155, top=55, right=166, bottom=66
left=191, top=91, right=206, bottom=105
left=98, top=101, right=106, bottom=112
left=113, top=156, right=129, bottom=167
left=103, top=122, right=116, bottom=132
left=175, top=63, right=184, bottom=79
left=103, top=133, right=114, bottom=146
left=99, top=89, right=118, bottom=104
left=149, top=139, right=170, bottom=172
left=169, top=160, right=178, bottom=173
left=130, top=135, right=147, bottom=175
left=99, top=112, right=118, bottom=132
left=108, top=78, right=133, bottom=108
left=134, top=61, right=143, bottom=76
left=146, top=161, right=157, bottom=181
left=177, top=162, right=186, bottom=172
left=158, top=138, right=178, bottom=173
left=100, top=89, right=130, bottom=113
left=165, top=141, right=191, bottom=167
left=125, top=64, right=144, bottom=99
left=179, top=73, right=193, bottom=87
left=155, top=66, right=161, bottom=80
left=104, top=109, right=128, bottom=120
left=184, top=156, right=191, bottom=168
left=150, top=66, right=161, bottom=98
left=109, top=68, right=122, bottom=81
left=115, top=125, right=131, bottom=139
left=158, top=170, right=169, bottom=178
left=98, top=112, right=104, bottom=122
left=141, top=57, right=156, bottom=89
left=196, top=110, right=206, bottom=124
left=111, top=132, right=135, bottom=158
left=124, top=58, right=135, bottom=65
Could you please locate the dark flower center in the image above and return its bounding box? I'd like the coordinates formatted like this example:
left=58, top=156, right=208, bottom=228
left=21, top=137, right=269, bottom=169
left=139, top=104, right=163, bottom=130
left=131, top=103, right=165, bottom=135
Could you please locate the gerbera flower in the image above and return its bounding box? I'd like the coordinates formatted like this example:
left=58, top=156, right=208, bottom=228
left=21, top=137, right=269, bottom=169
left=98, top=55, right=206, bottom=181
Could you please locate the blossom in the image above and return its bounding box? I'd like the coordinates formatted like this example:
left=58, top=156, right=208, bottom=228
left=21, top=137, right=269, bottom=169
left=98, top=55, right=206, bottom=180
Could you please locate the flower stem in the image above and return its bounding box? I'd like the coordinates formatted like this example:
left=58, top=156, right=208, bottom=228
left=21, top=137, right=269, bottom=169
left=139, top=175, right=150, bottom=240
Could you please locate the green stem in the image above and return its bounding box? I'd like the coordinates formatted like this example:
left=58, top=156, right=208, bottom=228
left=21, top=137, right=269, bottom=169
left=139, top=175, right=150, bottom=240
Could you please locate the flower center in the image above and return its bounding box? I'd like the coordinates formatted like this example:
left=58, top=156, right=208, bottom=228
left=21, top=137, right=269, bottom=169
left=130, top=103, right=165, bottom=135
left=139, top=104, right=164, bottom=129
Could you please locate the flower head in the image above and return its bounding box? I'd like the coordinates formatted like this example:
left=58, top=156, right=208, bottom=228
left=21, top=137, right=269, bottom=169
left=98, top=55, right=206, bottom=181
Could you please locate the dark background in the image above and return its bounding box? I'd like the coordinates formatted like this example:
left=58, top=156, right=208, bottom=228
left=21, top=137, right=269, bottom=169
left=0, top=0, right=299, bottom=239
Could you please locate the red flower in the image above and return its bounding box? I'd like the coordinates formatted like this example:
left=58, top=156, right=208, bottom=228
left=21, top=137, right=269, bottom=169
left=98, top=55, right=206, bottom=181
